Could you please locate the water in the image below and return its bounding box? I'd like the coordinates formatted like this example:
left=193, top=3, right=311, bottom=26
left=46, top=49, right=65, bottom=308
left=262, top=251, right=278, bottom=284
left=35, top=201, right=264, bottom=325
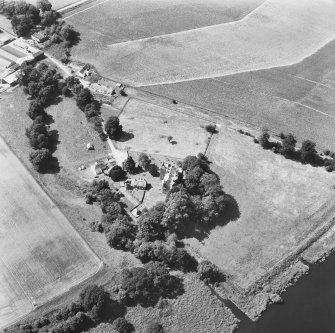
left=237, top=253, right=335, bottom=333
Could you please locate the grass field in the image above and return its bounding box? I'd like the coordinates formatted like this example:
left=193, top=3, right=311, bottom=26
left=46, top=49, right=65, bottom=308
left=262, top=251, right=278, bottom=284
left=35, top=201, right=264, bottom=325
left=116, top=99, right=212, bottom=158
left=69, top=0, right=335, bottom=86
left=65, top=0, right=264, bottom=73
left=0, top=137, right=101, bottom=329
left=145, top=38, right=335, bottom=152
left=184, top=124, right=335, bottom=291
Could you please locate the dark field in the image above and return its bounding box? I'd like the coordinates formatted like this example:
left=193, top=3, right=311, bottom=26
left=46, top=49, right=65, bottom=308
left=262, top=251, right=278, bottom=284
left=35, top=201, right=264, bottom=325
left=144, top=39, right=335, bottom=151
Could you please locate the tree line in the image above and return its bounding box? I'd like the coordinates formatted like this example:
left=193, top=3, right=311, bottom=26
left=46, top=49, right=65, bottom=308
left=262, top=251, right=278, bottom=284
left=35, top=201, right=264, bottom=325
left=0, top=0, right=77, bottom=44
left=19, top=62, right=62, bottom=171
left=256, top=128, right=335, bottom=171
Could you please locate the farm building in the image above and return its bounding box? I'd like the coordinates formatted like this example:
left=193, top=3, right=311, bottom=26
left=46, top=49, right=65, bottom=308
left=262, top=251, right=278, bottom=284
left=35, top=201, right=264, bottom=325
left=2, top=72, right=18, bottom=86
left=0, top=39, right=44, bottom=65
left=90, top=83, right=114, bottom=96
left=32, top=31, right=49, bottom=43
left=93, top=161, right=107, bottom=175
left=78, top=64, right=90, bottom=77
left=160, top=162, right=183, bottom=192
left=125, top=178, right=147, bottom=190
left=0, top=34, right=13, bottom=47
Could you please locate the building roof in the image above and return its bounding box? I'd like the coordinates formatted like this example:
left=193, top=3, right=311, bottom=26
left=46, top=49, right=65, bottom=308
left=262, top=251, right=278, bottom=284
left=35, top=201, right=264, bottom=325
left=90, top=83, right=114, bottom=95
left=0, top=34, right=13, bottom=46
left=3, top=72, right=18, bottom=85
left=32, top=31, right=48, bottom=42
left=0, top=55, right=14, bottom=69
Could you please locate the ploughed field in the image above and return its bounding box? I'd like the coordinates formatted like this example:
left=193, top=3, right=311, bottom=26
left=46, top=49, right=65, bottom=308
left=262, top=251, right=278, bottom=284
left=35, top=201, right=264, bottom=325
left=145, top=38, right=335, bottom=152
left=0, top=137, right=101, bottom=329
left=65, top=0, right=264, bottom=72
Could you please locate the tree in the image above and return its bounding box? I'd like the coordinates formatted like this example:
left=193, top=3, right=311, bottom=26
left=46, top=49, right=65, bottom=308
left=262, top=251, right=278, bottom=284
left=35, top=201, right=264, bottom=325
left=29, top=148, right=52, bottom=171
left=79, top=285, right=109, bottom=317
left=124, top=156, right=136, bottom=174
left=106, top=217, right=136, bottom=251
left=300, top=140, right=317, bottom=163
left=205, top=124, right=217, bottom=134
left=182, top=155, right=199, bottom=171
left=41, top=10, right=59, bottom=26
left=109, top=165, right=125, bottom=182
left=197, top=260, right=225, bottom=285
left=258, top=127, right=270, bottom=148
left=119, top=262, right=183, bottom=306
left=137, top=203, right=166, bottom=242
left=65, top=76, right=80, bottom=89
left=113, top=318, right=134, bottom=333
left=27, top=100, right=45, bottom=120
left=60, top=24, right=78, bottom=45
left=11, top=15, right=34, bottom=37
left=105, top=116, right=122, bottom=140
left=138, top=153, right=150, bottom=171
left=162, top=189, right=194, bottom=234
left=37, top=0, right=52, bottom=12
left=145, top=322, right=164, bottom=333
left=280, top=133, right=296, bottom=157
left=148, top=163, right=159, bottom=177
left=75, top=87, right=93, bottom=110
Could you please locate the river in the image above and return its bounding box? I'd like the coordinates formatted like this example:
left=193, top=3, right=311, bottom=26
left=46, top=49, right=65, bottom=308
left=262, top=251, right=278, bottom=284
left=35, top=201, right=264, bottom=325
left=237, top=253, right=335, bottom=333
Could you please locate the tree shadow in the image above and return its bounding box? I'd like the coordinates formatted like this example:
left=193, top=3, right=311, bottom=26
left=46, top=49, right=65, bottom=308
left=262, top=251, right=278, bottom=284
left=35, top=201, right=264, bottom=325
left=181, top=194, right=240, bottom=242
left=48, top=129, right=60, bottom=154
left=118, top=131, right=134, bottom=142
left=40, top=156, right=61, bottom=174
left=44, top=113, right=55, bottom=125
left=100, top=298, right=127, bottom=323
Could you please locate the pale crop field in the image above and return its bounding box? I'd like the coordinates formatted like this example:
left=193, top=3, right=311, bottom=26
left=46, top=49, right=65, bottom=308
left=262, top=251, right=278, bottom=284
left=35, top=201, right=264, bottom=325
left=66, top=0, right=264, bottom=73
left=94, top=0, right=335, bottom=86
left=0, top=137, right=101, bottom=329
left=185, top=125, right=335, bottom=290
left=116, top=99, right=212, bottom=158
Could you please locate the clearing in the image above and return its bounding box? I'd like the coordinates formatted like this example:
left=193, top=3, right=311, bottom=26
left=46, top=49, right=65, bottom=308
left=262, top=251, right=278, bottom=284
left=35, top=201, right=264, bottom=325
left=116, top=98, right=212, bottom=158
left=65, top=0, right=264, bottom=73
left=185, top=123, right=335, bottom=303
left=82, top=0, right=335, bottom=86
left=0, top=137, right=101, bottom=329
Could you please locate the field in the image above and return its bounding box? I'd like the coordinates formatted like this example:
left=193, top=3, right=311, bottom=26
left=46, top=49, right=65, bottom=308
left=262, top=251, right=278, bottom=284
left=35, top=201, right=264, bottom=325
left=65, top=0, right=264, bottom=72
left=145, top=38, right=335, bottom=152
left=0, top=136, right=101, bottom=329
left=67, top=0, right=335, bottom=86
left=10, top=0, right=81, bottom=10
left=184, top=123, right=335, bottom=292
left=116, top=98, right=212, bottom=158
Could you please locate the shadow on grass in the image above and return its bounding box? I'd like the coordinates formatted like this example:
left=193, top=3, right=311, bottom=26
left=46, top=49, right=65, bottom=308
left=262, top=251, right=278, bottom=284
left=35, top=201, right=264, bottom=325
left=118, top=131, right=134, bottom=142
left=100, top=298, right=127, bottom=323
left=49, top=129, right=60, bottom=154
left=40, top=156, right=60, bottom=174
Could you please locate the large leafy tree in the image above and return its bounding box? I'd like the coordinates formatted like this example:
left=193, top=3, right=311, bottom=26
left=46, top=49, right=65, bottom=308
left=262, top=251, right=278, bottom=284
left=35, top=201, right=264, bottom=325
left=29, top=148, right=52, bottom=171
left=162, top=189, right=194, bottom=234
left=280, top=133, right=297, bottom=157
left=300, top=140, right=317, bottom=163
left=105, top=116, right=122, bottom=140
